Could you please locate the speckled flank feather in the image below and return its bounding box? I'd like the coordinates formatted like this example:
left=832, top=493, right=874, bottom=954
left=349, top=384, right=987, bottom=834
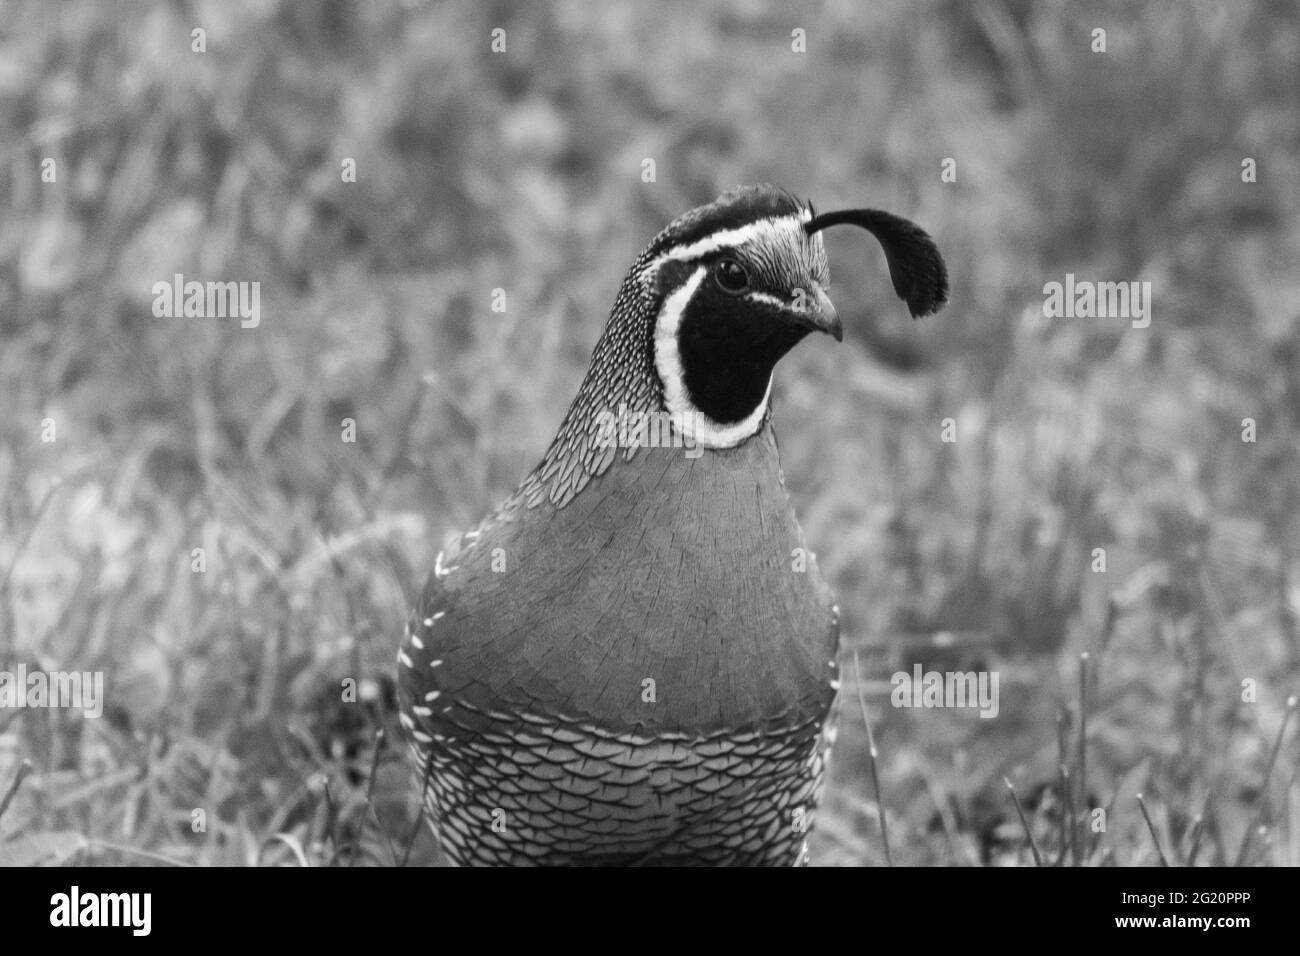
left=399, top=185, right=842, bottom=866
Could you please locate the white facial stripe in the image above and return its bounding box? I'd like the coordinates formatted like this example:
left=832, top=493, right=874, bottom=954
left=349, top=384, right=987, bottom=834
left=653, top=265, right=773, bottom=449
left=649, top=212, right=811, bottom=270
left=745, top=290, right=791, bottom=309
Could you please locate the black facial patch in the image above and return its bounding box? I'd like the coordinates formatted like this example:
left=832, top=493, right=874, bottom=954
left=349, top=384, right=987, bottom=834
left=676, top=281, right=809, bottom=424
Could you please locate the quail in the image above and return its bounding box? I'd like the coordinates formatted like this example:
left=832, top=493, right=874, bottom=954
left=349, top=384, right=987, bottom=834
left=398, top=184, right=947, bottom=865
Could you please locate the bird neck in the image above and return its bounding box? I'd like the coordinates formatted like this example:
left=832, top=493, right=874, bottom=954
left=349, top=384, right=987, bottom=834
left=516, top=271, right=752, bottom=510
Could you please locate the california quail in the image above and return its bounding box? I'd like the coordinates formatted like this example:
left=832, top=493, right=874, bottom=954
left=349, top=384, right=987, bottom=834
left=398, top=184, right=947, bottom=866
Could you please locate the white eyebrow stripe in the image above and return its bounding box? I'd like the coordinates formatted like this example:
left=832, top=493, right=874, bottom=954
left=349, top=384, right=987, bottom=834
left=745, top=290, right=793, bottom=309
left=649, top=213, right=809, bottom=269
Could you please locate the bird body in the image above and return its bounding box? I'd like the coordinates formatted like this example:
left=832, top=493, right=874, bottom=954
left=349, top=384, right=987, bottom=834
left=401, top=430, right=837, bottom=865
left=398, top=185, right=947, bottom=865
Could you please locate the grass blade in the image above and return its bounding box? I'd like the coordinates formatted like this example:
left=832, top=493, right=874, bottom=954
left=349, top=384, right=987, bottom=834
left=853, top=650, right=892, bottom=866
left=1003, top=777, right=1044, bottom=866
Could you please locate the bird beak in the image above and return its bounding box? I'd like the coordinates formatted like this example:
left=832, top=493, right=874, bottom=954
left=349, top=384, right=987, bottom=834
left=796, top=283, right=842, bottom=342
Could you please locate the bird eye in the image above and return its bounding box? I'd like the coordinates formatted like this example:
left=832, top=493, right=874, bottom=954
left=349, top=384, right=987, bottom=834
left=713, top=258, right=749, bottom=293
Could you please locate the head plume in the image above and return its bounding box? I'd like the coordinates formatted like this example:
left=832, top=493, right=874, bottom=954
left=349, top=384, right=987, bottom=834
left=804, top=208, right=949, bottom=318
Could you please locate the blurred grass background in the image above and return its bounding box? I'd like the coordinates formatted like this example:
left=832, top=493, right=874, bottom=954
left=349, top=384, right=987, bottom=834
left=1, top=0, right=1298, bottom=866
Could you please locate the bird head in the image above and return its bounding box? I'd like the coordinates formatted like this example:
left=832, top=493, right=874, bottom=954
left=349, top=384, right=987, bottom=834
left=629, top=184, right=948, bottom=449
